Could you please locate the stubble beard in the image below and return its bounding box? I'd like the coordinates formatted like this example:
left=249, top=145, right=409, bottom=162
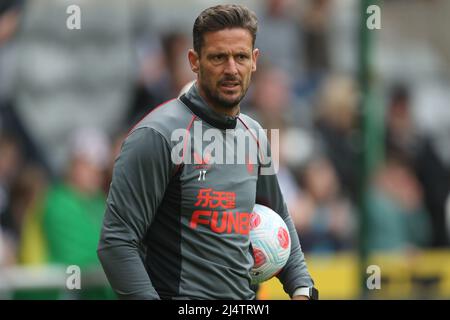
left=200, top=74, right=248, bottom=110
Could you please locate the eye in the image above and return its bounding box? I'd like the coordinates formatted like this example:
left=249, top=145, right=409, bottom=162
left=236, top=54, right=249, bottom=62
left=211, top=54, right=225, bottom=63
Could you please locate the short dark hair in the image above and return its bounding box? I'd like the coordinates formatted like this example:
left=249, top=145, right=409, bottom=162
left=193, top=4, right=258, bottom=55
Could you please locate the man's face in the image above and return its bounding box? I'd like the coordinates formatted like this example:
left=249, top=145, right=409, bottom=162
left=189, top=28, right=259, bottom=110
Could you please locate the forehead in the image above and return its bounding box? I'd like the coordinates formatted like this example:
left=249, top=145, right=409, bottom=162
left=202, top=28, right=253, bottom=53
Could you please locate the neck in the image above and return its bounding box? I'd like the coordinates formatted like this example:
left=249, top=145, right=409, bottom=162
left=197, top=85, right=240, bottom=117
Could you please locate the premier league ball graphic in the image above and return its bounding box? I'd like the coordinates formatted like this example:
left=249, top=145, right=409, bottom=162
left=249, top=204, right=291, bottom=284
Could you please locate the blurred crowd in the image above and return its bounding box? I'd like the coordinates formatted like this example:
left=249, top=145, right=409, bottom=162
left=1, top=0, right=450, bottom=297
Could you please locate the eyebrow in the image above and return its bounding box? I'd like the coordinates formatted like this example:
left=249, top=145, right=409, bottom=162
left=206, top=51, right=251, bottom=58
left=207, top=52, right=226, bottom=57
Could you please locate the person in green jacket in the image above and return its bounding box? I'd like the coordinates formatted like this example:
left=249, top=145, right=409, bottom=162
left=42, top=127, right=115, bottom=299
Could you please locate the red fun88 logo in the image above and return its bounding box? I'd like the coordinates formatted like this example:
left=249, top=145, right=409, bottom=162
left=189, top=188, right=250, bottom=235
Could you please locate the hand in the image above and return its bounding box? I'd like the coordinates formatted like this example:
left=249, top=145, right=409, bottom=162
left=292, top=295, right=309, bottom=300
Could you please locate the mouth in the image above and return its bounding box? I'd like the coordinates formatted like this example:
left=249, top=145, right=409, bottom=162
left=220, top=80, right=241, bottom=90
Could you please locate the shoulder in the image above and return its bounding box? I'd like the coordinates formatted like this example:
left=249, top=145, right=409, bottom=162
left=128, top=98, right=194, bottom=144
left=238, top=113, right=269, bottom=147
left=238, top=113, right=264, bottom=132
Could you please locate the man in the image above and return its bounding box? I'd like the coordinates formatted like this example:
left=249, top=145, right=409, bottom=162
left=98, top=4, right=316, bottom=300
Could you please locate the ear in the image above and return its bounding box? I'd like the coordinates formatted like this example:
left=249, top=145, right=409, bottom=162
left=188, top=49, right=200, bottom=74
left=251, top=48, right=259, bottom=72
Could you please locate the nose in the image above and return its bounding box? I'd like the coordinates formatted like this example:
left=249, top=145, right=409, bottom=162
left=224, top=57, right=238, bottom=76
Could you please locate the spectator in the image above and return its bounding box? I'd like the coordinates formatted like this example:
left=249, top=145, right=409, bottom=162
left=385, top=85, right=420, bottom=161
left=6, top=164, right=47, bottom=256
left=256, top=0, right=304, bottom=76
left=301, top=0, right=331, bottom=77
left=365, top=155, right=432, bottom=252
left=17, top=165, right=49, bottom=265
left=0, top=133, right=20, bottom=269
left=41, top=127, right=113, bottom=299
left=244, top=65, right=297, bottom=130
left=292, top=156, right=356, bottom=254
left=128, top=31, right=195, bottom=127
left=0, top=133, right=22, bottom=238
left=314, top=74, right=360, bottom=201
left=385, top=84, right=450, bottom=247
left=0, top=1, right=42, bottom=169
left=294, top=0, right=332, bottom=104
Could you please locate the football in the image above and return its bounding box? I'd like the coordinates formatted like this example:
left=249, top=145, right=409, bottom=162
left=249, top=204, right=291, bottom=284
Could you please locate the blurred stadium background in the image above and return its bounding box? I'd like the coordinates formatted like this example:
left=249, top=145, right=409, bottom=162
left=1, top=0, right=450, bottom=300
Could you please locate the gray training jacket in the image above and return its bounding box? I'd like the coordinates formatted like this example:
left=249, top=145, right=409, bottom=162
left=97, top=84, right=314, bottom=300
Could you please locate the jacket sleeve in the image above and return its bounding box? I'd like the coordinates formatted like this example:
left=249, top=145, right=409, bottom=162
left=97, top=127, right=174, bottom=300
left=255, top=133, right=314, bottom=297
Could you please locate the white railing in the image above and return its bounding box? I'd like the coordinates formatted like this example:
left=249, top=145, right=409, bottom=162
left=0, top=265, right=109, bottom=299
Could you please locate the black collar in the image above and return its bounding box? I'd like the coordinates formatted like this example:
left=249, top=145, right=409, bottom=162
left=179, top=84, right=238, bottom=130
